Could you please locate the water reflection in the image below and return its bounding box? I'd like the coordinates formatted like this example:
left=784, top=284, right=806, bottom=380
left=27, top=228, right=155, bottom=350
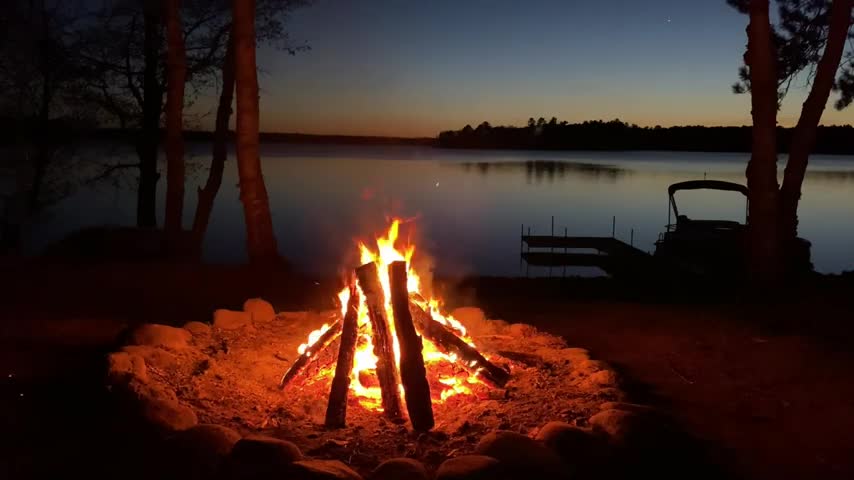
left=16, top=144, right=854, bottom=276
left=452, top=160, right=630, bottom=183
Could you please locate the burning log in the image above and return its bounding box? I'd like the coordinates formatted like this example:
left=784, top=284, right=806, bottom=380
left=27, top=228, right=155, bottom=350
left=356, top=262, right=403, bottom=421
left=278, top=319, right=342, bottom=390
left=388, top=261, right=434, bottom=431
left=324, top=283, right=361, bottom=428
left=410, top=302, right=510, bottom=388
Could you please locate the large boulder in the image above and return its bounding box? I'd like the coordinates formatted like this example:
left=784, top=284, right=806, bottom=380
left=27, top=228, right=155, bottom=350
left=436, top=455, right=505, bottom=480
left=226, top=435, right=303, bottom=479
left=183, top=321, right=211, bottom=336
left=243, top=298, right=276, bottom=323
left=122, top=345, right=180, bottom=370
left=115, top=380, right=197, bottom=432
left=213, top=309, right=252, bottom=330
left=107, top=351, right=149, bottom=384
left=130, top=324, right=191, bottom=349
left=475, top=430, right=569, bottom=478
left=166, top=424, right=241, bottom=480
left=370, top=458, right=428, bottom=480
left=535, top=421, right=611, bottom=478
left=290, top=459, right=362, bottom=480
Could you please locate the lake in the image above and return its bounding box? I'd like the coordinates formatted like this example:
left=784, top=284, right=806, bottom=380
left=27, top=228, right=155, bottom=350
left=22, top=143, right=854, bottom=276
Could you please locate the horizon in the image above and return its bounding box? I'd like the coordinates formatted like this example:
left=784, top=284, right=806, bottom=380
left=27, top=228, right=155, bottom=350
left=186, top=0, right=854, bottom=137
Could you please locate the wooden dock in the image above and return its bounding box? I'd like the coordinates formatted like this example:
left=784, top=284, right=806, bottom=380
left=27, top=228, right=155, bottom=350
left=520, top=232, right=650, bottom=276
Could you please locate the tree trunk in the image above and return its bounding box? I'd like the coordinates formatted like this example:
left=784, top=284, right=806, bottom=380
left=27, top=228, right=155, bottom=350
left=745, top=0, right=781, bottom=281
left=232, top=0, right=278, bottom=264
left=138, top=0, right=163, bottom=228
left=29, top=2, right=51, bottom=214
left=780, top=0, right=853, bottom=243
left=163, top=0, right=187, bottom=248
left=191, top=34, right=235, bottom=255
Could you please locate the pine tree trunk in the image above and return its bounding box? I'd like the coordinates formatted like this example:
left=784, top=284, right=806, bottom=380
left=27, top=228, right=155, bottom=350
left=164, top=0, right=186, bottom=248
left=232, top=0, right=278, bottom=264
left=780, top=0, right=853, bottom=245
left=138, top=0, right=163, bottom=228
left=745, top=0, right=781, bottom=281
left=191, top=34, right=235, bottom=255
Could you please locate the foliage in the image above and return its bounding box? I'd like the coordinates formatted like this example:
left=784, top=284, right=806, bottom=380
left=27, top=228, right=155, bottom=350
left=729, top=0, right=854, bottom=110
left=437, top=118, right=854, bottom=153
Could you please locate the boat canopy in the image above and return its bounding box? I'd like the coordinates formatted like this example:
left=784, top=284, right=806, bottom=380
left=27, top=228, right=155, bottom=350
left=668, top=180, right=748, bottom=197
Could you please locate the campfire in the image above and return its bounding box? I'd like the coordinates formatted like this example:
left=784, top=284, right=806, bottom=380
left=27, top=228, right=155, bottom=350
left=278, top=220, right=509, bottom=431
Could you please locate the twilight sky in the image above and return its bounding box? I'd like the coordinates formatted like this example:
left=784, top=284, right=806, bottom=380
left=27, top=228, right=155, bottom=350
left=229, top=0, right=854, bottom=137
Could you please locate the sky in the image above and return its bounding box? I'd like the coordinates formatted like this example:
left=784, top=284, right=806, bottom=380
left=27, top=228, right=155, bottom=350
left=223, top=0, right=854, bottom=137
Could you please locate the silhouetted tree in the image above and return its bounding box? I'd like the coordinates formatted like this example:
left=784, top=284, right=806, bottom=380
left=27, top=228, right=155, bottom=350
left=75, top=0, right=309, bottom=230
left=164, top=0, right=186, bottom=247
left=729, top=0, right=854, bottom=278
left=233, top=0, right=278, bottom=263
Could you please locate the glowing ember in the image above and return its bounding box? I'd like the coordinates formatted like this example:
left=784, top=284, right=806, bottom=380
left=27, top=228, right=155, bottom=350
left=295, top=218, right=486, bottom=411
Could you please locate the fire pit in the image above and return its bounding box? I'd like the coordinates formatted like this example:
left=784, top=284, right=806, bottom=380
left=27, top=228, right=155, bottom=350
left=105, top=220, right=641, bottom=478
left=278, top=220, right=511, bottom=432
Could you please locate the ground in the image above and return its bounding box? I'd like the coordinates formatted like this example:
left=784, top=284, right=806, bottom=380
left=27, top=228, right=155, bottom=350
left=2, top=261, right=853, bottom=479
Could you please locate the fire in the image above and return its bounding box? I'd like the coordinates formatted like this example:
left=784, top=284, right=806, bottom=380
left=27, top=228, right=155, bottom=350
left=297, top=218, right=482, bottom=411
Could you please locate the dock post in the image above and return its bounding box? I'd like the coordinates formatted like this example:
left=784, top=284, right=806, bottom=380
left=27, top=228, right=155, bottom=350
left=549, top=216, right=554, bottom=278
left=563, top=227, right=568, bottom=278
left=612, top=216, right=616, bottom=238
left=630, top=228, right=634, bottom=247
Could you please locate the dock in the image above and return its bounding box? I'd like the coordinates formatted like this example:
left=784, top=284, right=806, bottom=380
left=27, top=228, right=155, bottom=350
left=520, top=221, right=651, bottom=277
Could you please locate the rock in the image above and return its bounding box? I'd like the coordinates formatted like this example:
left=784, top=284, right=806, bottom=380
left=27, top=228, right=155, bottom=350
left=122, top=345, right=180, bottom=370
left=227, top=435, right=303, bottom=478
left=243, top=298, right=276, bottom=323
left=475, top=430, right=569, bottom=478
left=370, top=458, right=428, bottom=480
left=436, top=455, right=504, bottom=480
left=576, top=359, right=610, bottom=374
left=107, top=351, right=148, bottom=384
left=589, top=408, right=675, bottom=450
left=535, top=421, right=610, bottom=476
left=598, top=402, right=660, bottom=415
left=130, top=324, right=191, bottom=349
left=167, top=424, right=241, bottom=480
left=213, top=309, right=252, bottom=330
left=183, top=321, right=211, bottom=336
left=561, top=347, right=590, bottom=363
left=583, top=369, right=619, bottom=387
left=117, top=380, right=197, bottom=431
left=508, top=323, right=536, bottom=337
left=290, top=459, right=362, bottom=479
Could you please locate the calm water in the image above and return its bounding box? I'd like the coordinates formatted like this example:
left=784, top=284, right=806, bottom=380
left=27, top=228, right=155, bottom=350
left=24, top=143, right=854, bottom=276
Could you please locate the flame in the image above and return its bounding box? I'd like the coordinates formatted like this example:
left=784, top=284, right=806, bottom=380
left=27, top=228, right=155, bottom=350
left=296, top=218, right=483, bottom=411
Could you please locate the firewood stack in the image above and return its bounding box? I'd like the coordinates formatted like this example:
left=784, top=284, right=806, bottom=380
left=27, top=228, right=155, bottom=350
left=278, top=260, right=510, bottom=431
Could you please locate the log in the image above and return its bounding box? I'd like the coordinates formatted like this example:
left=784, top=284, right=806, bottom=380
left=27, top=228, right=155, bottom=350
left=279, top=319, right=342, bottom=390
left=409, top=302, right=510, bottom=388
left=356, top=262, right=403, bottom=420
left=325, top=284, right=361, bottom=428
left=388, top=261, right=434, bottom=431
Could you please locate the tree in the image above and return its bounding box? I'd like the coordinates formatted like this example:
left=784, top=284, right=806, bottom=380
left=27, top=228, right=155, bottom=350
left=729, top=0, right=854, bottom=278
left=75, top=0, right=310, bottom=230
left=164, top=0, right=187, bottom=246
left=232, top=0, right=278, bottom=263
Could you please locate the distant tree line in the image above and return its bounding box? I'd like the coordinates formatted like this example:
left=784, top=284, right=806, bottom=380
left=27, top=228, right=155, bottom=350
left=437, top=118, right=854, bottom=154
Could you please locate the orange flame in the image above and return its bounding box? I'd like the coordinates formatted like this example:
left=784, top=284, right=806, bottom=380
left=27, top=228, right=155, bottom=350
left=296, top=218, right=481, bottom=411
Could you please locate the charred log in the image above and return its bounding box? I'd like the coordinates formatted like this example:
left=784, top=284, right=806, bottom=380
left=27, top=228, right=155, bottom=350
left=356, top=262, right=403, bottom=420
left=324, top=284, right=360, bottom=428
left=278, top=320, right=342, bottom=390
left=389, top=261, right=434, bottom=431
left=410, top=302, right=510, bottom=388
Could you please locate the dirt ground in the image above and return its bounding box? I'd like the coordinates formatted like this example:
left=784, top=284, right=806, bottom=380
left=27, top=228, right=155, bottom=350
left=2, top=261, right=854, bottom=479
